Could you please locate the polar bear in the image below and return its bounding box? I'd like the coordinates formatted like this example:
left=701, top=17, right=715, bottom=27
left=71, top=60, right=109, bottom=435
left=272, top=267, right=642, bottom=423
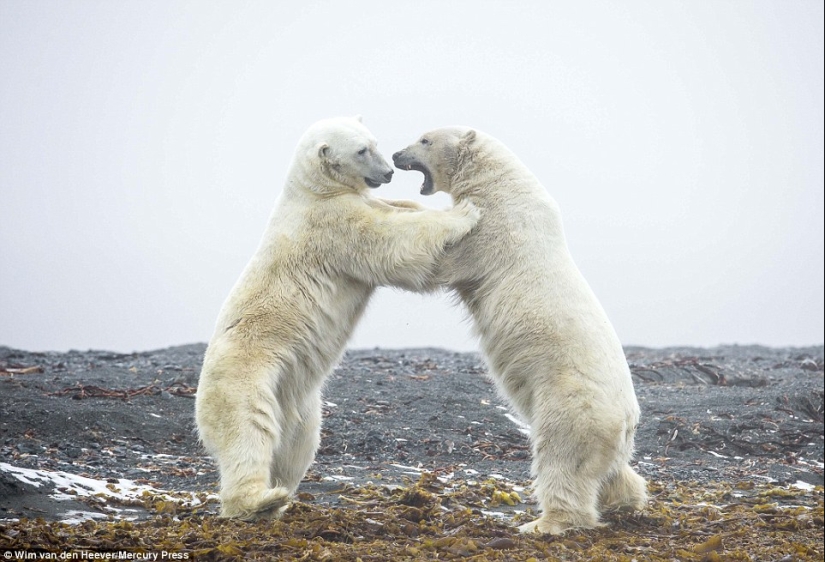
left=393, top=128, right=647, bottom=534
left=195, top=117, right=480, bottom=520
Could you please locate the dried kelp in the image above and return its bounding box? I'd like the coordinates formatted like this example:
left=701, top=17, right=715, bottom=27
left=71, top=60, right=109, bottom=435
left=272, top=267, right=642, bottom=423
left=2, top=475, right=821, bottom=561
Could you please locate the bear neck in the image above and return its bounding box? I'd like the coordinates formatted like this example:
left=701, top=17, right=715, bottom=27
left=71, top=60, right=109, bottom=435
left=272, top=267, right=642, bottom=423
left=449, top=139, right=530, bottom=200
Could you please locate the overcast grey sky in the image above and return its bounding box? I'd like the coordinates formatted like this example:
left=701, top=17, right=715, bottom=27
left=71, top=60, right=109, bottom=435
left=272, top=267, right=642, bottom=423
left=1, top=0, right=823, bottom=353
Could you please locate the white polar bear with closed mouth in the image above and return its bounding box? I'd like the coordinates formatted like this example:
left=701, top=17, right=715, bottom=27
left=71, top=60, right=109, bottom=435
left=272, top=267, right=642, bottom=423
left=393, top=128, right=647, bottom=535
left=195, top=116, right=480, bottom=520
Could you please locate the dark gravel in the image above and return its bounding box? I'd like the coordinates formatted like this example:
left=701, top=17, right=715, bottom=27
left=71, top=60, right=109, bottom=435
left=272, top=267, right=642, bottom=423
left=1, top=343, right=822, bottom=522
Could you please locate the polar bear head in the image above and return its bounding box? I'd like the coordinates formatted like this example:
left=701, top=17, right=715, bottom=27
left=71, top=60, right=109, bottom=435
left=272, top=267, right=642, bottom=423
left=392, top=127, right=477, bottom=195
left=298, top=116, right=394, bottom=193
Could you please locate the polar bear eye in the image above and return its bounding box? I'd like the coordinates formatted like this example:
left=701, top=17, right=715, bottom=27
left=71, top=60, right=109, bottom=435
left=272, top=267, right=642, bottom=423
left=420, top=138, right=430, bottom=145
left=357, top=147, right=367, bottom=156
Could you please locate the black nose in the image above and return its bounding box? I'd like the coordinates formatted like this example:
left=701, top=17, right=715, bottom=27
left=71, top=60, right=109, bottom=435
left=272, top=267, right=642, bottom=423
left=384, top=170, right=394, bottom=181
left=392, top=151, right=401, bottom=162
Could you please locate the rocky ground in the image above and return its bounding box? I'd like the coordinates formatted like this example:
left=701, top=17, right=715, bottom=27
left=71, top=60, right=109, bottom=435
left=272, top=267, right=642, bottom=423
left=1, top=343, right=822, bottom=560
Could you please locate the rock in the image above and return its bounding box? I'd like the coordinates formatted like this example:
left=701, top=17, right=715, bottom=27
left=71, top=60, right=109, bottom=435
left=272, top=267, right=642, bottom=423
left=16, top=442, right=43, bottom=455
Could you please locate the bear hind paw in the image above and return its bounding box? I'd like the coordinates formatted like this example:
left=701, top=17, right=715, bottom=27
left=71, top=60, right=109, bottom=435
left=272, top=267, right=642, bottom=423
left=598, top=466, right=648, bottom=512
left=220, top=486, right=291, bottom=521
left=518, top=513, right=604, bottom=536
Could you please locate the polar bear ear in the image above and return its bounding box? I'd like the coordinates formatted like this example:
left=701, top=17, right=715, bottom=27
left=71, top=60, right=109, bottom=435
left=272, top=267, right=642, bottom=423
left=353, top=114, right=363, bottom=123
left=461, top=129, right=477, bottom=145
left=317, top=142, right=330, bottom=159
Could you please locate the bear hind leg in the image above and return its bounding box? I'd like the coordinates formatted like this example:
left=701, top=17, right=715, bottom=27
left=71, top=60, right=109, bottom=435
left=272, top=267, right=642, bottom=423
left=269, top=390, right=323, bottom=493
left=598, top=463, right=648, bottom=512
left=215, top=408, right=292, bottom=520
left=518, top=463, right=604, bottom=535
left=519, top=433, right=607, bottom=534
left=518, top=398, right=621, bottom=535
left=201, top=376, right=292, bottom=521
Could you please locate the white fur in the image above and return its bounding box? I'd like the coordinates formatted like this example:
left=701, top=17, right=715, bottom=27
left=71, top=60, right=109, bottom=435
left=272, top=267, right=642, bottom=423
left=195, top=117, right=480, bottom=520
left=393, top=128, right=647, bottom=534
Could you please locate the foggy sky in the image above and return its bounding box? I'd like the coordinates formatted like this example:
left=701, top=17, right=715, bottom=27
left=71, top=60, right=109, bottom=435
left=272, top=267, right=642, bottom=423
left=1, top=0, right=823, bottom=353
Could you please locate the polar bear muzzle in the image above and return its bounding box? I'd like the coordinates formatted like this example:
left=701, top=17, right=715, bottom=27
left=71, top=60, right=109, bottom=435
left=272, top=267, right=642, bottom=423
left=364, top=169, right=394, bottom=189
left=392, top=151, right=435, bottom=195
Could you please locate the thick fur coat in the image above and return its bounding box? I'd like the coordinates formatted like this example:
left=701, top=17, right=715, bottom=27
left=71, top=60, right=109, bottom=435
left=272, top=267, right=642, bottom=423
left=195, top=117, right=479, bottom=520
left=393, top=128, right=647, bottom=534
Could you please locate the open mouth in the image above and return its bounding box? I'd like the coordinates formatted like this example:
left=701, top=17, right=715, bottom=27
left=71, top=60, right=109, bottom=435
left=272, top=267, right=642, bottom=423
left=402, top=162, right=434, bottom=195
left=392, top=151, right=435, bottom=195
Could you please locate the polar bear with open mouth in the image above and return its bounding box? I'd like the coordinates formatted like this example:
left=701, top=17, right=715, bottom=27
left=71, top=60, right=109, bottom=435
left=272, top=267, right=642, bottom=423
left=393, top=127, right=647, bottom=534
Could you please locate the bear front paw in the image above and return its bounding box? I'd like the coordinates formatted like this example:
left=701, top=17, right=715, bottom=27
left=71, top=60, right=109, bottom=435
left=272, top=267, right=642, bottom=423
left=455, top=200, right=481, bottom=222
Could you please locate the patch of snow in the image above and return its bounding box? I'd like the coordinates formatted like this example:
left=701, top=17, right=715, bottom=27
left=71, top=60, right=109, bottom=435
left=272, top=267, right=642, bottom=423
left=751, top=474, right=778, bottom=483
left=504, top=413, right=531, bottom=436
left=797, top=459, right=824, bottom=470
left=389, top=463, right=425, bottom=473
left=60, top=510, right=112, bottom=524
left=480, top=510, right=516, bottom=520
left=0, top=461, right=213, bottom=520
